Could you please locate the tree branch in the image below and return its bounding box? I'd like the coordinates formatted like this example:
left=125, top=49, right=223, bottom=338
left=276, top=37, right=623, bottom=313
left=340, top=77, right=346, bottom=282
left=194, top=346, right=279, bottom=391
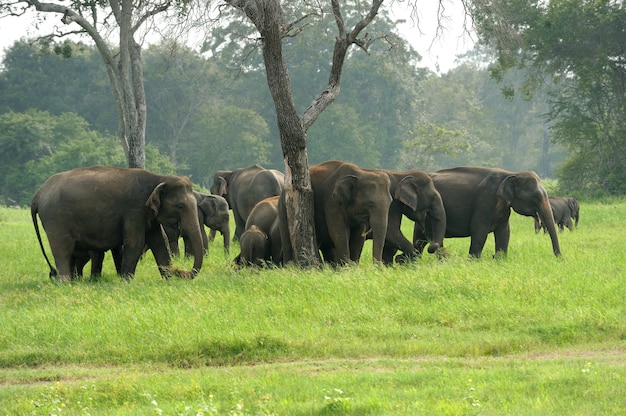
left=301, top=0, right=383, bottom=132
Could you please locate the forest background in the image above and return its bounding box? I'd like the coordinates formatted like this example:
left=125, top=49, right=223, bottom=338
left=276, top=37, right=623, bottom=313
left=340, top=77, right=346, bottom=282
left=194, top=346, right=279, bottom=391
left=0, top=2, right=620, bottom=205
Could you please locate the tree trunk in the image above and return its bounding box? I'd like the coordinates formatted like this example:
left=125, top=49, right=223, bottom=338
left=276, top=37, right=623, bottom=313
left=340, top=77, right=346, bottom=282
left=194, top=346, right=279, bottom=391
left=256, top=1, right=319, bottom=266
left=226, top=0, right=383, bottom=266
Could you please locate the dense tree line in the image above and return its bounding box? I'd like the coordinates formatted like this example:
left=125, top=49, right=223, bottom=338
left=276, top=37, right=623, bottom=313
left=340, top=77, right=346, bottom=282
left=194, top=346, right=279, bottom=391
left=474, top=0, right=626, bottom=195
left=0, top=36, right=564, bottom=206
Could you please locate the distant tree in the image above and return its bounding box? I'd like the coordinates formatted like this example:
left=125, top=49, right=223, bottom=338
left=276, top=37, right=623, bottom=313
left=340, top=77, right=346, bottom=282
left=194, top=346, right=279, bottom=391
left=207, top=3, right=426, bottom=170
left=181, top=104, right=272, bottom=187
left=223, top=0, right=390, bottom=266
left=0, top=110, right=173, bottom=205
left=1, top=0, right=192, bottom=168
left=0, top=40, right=117, bottom=134
left=472, top=0, right=626, bottom=194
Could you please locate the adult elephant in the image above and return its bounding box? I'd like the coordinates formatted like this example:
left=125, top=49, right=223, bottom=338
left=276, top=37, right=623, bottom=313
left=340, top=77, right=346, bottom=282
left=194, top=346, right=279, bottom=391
left=166, top=192, right=231, bottom=256
left=234, top=196, right=281, bottom=266
left=534, top=196, right=580, bottom=233
left=31, top=166, right=204, bottom=280
left=210, top=165, right=284, bottom=241
left=414, top=167, right=561, bottom=258
left=368, top=169, right=447, bottom=264
left=280, top=160, right=392, bottom=265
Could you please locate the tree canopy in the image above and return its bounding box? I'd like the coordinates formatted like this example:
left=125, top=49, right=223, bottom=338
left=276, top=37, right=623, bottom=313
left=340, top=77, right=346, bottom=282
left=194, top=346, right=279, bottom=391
left=472, top=0, right=626, bottom=194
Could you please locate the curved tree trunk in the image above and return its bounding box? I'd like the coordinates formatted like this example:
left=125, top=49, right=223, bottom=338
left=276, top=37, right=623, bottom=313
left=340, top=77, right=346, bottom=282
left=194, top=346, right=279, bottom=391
left=236, top=0, right=319, bottom=266
left=226, top=0, right=384, bottom=267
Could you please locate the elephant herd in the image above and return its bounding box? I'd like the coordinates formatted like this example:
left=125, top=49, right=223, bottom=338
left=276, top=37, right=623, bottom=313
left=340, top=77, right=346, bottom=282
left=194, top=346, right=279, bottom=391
left=31, top=161, right=573, bottom=281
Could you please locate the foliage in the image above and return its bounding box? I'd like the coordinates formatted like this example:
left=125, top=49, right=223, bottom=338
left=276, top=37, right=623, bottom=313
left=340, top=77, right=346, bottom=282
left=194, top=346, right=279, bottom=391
left=472, top=0, right=626, bottom=194
left=0, top=110, right=173, bottom=206
left=0, top=40, right=117, bottom=134
left=183, top=104, right=272, bottom=187
left=0, top=201, right=625, bottom=413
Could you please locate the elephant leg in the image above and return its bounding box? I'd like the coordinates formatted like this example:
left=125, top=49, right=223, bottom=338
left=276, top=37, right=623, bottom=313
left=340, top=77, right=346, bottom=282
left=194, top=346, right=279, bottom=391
left=47, top=234, right=75, bottom=279
left=111, top=246, right=123, bottom=275
left=382, top=244, right=398, bottom=265
left=144, top=227, right=172, bottom=278
left=349, top=229, right=366, bottom=262
left=328, top=229, right=351, bottom=265
left=89, top=250, right=106, bottom=278
left=492, top=222, right=510, bottom=258
left=71, top=251, right=89, bottom=278
left=169, top=238, right=181, bottom=257
left=233, top=212, right=246, bottom=241
left=412, top=220, right=430, bottom=257
left=565, top=218, right=574, bottom=231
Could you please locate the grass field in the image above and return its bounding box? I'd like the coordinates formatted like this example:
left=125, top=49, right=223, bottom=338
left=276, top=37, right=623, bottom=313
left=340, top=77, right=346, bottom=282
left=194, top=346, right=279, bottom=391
left=0, top=199, right=625, bottom=415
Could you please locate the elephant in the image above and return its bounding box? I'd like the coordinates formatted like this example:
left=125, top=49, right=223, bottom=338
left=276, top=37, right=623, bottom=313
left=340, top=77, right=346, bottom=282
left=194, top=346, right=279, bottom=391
left=233, top=196, right=282, bottom=266
left=280, top=160, right=392, bottom=265
left=534, top=196, right=580, bottom=233
left=237, top=225, right=270, bottom=267
left=413, top=167, right=561, bottom=258
left=165, top=192, right=231, bottom=256
left=365, top=169, right=447, bottom=264
left=210, top=165, right=284, bottom=241
left=31, top=165, right=204, bottom=280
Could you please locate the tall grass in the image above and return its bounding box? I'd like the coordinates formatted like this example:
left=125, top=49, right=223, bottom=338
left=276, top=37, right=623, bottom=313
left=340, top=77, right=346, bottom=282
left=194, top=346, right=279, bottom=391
left=0, top=201, right=625, bottom=414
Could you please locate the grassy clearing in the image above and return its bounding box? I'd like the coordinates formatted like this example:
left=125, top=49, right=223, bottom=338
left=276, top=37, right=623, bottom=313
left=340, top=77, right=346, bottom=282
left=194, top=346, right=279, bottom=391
left=0, top=200, right=625, bottom=415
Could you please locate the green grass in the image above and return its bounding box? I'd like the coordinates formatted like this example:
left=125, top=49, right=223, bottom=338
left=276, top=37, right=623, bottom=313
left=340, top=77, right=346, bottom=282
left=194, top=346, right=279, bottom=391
left=1, top=201, right=625, bottom=415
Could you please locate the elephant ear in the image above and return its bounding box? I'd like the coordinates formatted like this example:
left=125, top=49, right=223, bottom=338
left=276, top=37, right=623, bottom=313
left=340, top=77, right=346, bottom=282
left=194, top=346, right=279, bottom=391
left=567, top=197, right=578, bottom=213
left=396, top=176, right=419, bottom=211
left=146, top=182, right=167, bottom=216
left=497, top=175, right=518, bottom=204
left=333, top=175, right=358, bottom=205
left=216, top=177, right=228, bottom=196
left=198, top=196, right=215, bottom=217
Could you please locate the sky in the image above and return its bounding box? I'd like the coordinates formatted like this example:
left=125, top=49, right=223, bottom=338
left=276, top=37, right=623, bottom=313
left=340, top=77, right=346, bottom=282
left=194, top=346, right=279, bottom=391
left=0, top=2, right=475, bottom=73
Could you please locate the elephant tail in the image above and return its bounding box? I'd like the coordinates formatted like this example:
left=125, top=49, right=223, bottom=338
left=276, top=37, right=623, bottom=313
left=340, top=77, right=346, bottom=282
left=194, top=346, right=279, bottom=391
left=30, top=201, right=58, bottom=278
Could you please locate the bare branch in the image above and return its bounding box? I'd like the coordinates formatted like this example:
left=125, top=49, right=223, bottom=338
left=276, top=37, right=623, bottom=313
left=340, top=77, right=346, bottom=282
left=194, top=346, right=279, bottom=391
left=301, top=0, right=384, bottom=131
left=132, top=0, right=171, bottom=33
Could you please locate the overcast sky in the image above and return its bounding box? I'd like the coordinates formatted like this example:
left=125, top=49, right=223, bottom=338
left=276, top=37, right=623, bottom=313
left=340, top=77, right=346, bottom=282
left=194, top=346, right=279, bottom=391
left=0, top=2, right=474, bottom=73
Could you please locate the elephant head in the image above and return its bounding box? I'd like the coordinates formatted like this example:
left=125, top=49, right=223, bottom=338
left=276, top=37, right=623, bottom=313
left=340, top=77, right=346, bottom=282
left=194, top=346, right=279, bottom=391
left=210, top=171, right=232, bottom=204
left=196, top=192, right=231, bottom=253
left=396, top=174, right=446, bottom=254
left=331, top=170, right=392, bottom=263
left=498, top=172, right=561, bottom=257
left=146, top=177, right=204, bottom=277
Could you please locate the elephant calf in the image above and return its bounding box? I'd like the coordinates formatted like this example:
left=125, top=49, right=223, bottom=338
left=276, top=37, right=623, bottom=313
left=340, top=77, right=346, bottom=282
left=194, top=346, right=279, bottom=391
left=165, top=192, right=231, bottom=256
left=234, top=196, right=282, bottom=267
left=534, top=196, right=580, bottom=233
left=210, top=165, right=284, bottom=241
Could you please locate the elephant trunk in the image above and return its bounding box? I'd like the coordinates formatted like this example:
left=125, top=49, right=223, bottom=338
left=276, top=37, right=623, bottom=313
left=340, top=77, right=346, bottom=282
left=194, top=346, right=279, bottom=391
left=222, top=223, right=231, bottom=253
left=538, top=197, right=562, bottom=257
left=181, top=214, right=204, bottom=277
left=427, top=194, right=447, bottom=254
left=370, top=209, right=389, bottom=263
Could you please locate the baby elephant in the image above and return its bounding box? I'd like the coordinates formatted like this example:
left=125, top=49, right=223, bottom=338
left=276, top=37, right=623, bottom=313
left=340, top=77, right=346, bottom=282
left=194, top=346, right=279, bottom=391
left=234, top=196, right=281, bottom=267
left=534, top=196, right=580, bottom=233
left=237, top=225, right=271, bottom=266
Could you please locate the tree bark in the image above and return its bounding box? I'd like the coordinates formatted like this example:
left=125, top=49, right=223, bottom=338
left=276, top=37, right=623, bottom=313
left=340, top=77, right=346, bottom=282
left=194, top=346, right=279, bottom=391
left=257, top=1, right=319, bottom=266
left=22, top=0, right=149, bottom=168
left=226, top=0, right=384, bottom=266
